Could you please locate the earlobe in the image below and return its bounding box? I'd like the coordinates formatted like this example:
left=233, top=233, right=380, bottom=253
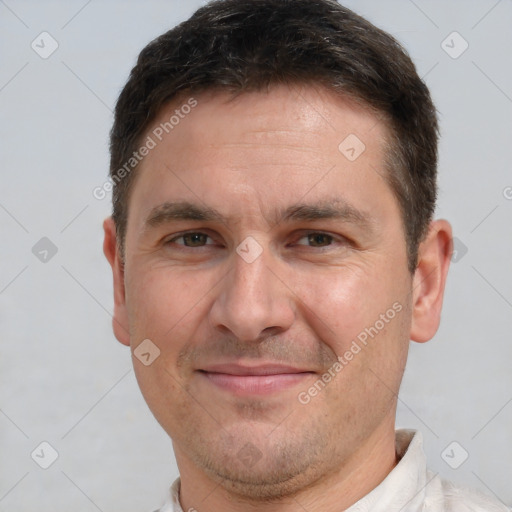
left=103, top=217, right=131, bottom=346
left=410, top=219, right=452, bottom=343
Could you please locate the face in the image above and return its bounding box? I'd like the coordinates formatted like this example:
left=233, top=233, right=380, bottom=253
left=104, top=84, right=449, bottom=500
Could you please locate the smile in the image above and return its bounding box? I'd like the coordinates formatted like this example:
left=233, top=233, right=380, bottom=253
left=197, top=367, right=314, bottom=395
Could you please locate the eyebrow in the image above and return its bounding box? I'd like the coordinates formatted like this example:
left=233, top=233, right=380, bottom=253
left=280, top=201, right=372, bottom=227
left=144, top=199, right=374, bottom=232
left=146, top=202, right=225, bottom=226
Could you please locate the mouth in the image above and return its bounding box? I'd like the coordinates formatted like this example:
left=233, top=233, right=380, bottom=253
left=196, top=363, right=315, bottom=395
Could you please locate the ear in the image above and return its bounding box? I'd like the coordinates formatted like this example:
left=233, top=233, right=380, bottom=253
left=103, top=217, right=131, bottom=346
left=410, top=219, right=452, bottom=343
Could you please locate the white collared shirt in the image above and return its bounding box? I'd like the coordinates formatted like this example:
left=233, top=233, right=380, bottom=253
left=154, top=430, right=510, bottom=512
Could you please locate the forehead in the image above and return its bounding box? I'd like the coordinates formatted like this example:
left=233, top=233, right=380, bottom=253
left=127, top=83, right=395, bottom=231
left=150, top=84, right=385, bottom=153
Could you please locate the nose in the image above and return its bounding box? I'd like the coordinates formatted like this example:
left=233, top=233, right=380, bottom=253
left=209, top=245, right=295, bottom=342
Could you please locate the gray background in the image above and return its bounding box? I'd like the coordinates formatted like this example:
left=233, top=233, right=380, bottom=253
left=0, top=0, right=511, bottom=510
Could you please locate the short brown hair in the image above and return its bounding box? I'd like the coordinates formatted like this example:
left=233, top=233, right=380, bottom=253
left=110, top=0, right=438, bottom=272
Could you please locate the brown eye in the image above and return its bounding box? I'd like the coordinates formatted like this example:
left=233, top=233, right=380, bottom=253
left=182, top=233, right=208, bottom=246
left=170, top=232, right=212, bottom=247
left=303, top=233, right=334, bottom=247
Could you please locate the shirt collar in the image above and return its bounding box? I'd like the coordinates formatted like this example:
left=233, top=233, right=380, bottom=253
left=346, top=429, right=428, bottom=512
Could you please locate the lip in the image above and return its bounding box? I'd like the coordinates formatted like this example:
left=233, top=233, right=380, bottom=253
left=199, top=363, right=312, bottom=375
left=196, top=363, right=314, bottom=395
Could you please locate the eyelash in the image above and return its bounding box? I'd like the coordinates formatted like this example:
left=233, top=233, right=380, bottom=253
left=164, top=231, right=348, bottom=249
left=166, top=232, right=218, bottom=248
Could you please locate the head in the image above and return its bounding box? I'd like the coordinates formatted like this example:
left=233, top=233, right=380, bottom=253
left=104, top=0, right=452, bottom=502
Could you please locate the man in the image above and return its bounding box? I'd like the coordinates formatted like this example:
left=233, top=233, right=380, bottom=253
left=103, top=1, right=509, bottom=510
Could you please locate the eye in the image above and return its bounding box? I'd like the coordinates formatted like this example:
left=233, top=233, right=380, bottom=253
left=296, top=232, right=335, bottom=247
left=167, top=232, right=214, bottom=247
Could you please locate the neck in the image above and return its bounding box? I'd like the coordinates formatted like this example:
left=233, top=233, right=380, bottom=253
left=176, top=419, right=398, bottom=512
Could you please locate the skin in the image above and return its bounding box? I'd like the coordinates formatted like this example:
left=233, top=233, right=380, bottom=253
left=103, top=84, right=452, bottom=512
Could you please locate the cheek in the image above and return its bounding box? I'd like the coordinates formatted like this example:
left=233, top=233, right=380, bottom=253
left=293, top=266, right=411, bottom=417
left=291, top=260, right=410, bottom=366
left=125, top=265, right=214, bottom=347
left=125, top=266, right=214, bottom=433
left=293, top=266, right=384, bottom=340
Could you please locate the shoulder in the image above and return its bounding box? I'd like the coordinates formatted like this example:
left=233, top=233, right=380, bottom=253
left=425, top=470, right=511, bottom=512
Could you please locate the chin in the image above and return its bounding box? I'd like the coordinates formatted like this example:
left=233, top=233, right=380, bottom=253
left=187, top=428, right=333, bottom=502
